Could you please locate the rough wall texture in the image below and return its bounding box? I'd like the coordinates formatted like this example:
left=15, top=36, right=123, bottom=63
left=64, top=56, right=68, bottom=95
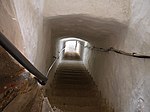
left=83, top=46, right=146, bottom=112
left=12, top=0, right=45, bottom=73
left=0, top=0, right=52, bottom=74
left=44, top=0, right=130, bottom=23
left=124, top=0, right=150, bottom=53
left=0, top=0, right=53, bottom=111
left=0, top=0, right=25, bottom=53
left=82, top=0, right=150, bottom=112
left=34, top=18, right=52, bottom=74
left=3, top=0, right=54, bottom=74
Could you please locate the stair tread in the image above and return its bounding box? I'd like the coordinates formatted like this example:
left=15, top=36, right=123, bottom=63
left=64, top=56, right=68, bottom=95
left=51, top=88, right=97, bottom=97
left=49, top=96, right=99, bottom=106
left=55, top=73, right=88, bottom=76
left=52, top=83, right=96, bottom=90
left=55, top=74, right=90, bottom=78
left=55, top=75, right=91, bottom=78
left=52, top=104, right=100, bottom=112
left=53, top=79, right=92, bottom=84
left=54, top=77, right=92, bottom=81
left=47, top=61, right=101, bottom=112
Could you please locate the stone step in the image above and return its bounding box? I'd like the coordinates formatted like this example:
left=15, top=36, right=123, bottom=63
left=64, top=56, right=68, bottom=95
left=52, top=83, right=96, bottom=90
left=47, top=61, right=102, bottom=112
left=58, top=65, right=84, bottom=68
left=55, top=73, right=89, bottom=77
left=56, top=69, right=87, bottom=73
left=55, top=71, right=88, bottom=75
left=55, top=74, right=89, bottom=78
left=53, top=80, right=94, bottom=85
left=53, top=78, right=92, bottom=84
left=49, top=96, right=99, bottom=106
left=57, top=68, right=86, bottom=70
left=54, top=75, right=92, bottom=80
left=51, top=88, right=98, bottom=97
left=54, top=78, right=92, bottom=83
left=53, top=104, right=100, bottom=112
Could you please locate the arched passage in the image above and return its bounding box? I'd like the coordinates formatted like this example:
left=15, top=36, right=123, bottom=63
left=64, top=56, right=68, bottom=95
left=1, top=1, right=150, bottom=112
left=43, top=14, right=129, bottom=112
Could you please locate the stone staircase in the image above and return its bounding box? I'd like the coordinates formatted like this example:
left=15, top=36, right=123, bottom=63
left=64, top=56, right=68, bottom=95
left=47, top=61, right=100, bottom=112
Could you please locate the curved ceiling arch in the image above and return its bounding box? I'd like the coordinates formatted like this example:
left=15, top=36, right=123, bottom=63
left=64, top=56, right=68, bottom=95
left=46, top=14, right=128, bottom=44
left=60, top=37, right=87, bottom=42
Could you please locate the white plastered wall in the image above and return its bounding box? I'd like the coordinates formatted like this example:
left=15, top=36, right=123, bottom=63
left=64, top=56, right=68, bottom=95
left=82, top=0, right=150, bottom=111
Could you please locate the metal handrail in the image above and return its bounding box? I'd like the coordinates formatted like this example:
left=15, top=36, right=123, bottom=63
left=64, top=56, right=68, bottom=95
left=58, top=47, right=65, bottom=54
left=79, top=41, right=150, bottom=59
left=46, top=47, right=65, bottom=77
left=0, top=32, right=48, bottom=85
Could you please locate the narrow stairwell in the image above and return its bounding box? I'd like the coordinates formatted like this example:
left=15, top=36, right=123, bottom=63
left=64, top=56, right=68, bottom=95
left=46, top=60, right=100, bottom=112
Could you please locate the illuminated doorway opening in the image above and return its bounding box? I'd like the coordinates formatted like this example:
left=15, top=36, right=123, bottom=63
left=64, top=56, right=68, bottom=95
left=59, top=37, right=87, bottom=60
left=64, top=40, right=80, bottom=54
left=63, top=40, right=81, bottom=60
